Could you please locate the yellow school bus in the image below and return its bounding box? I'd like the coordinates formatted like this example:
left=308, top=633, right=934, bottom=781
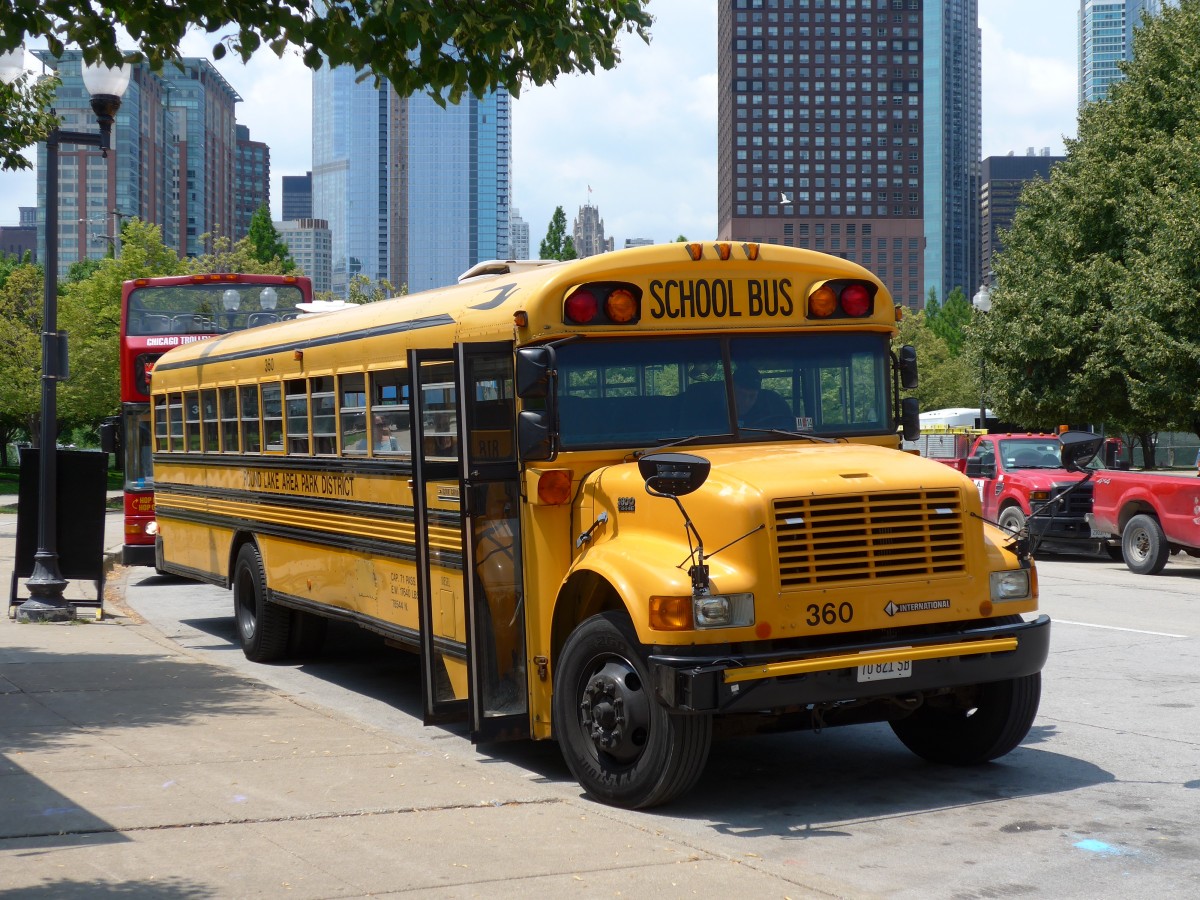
left=149, top=242, right=1099, bottom=808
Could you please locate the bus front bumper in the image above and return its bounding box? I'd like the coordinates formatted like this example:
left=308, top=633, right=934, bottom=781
left=647, top=615, right=1050, bottom=714
left=122, top=543, right=157, bottom=567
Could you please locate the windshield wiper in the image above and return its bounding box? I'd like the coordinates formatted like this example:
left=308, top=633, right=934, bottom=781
left=738, top=427, right=837, bottom=443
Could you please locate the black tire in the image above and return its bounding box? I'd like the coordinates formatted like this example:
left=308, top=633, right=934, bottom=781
left=997, top=505, right=1027, bottom=537
left=288, top=609, right=328, bottom=659
left=1122, top=514, right=1169, bottom=575
left=554, top=612, right=711, bottom=809
left=233, top=543, right=291, bottom=662
left=890, top=672, right=1041, bottom=765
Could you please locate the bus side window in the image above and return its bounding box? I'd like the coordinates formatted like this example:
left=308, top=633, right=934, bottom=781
left=339, top=373, right=368, bottom=455
left=262, top=383, right=284, bottom=452
left=184, top=391, right=201, bottom=452
left=240, top=385, right=262, bottom=453
left=219, top=387, right=239, bottom=452
left=370, top=369, right=411, bottom=457
left=311, top=376, right=337, bottom=455
left=153, top=395, right=169, bottom=452
left=285, top=379, right=310, bottom=454
left=201, top=389, right=219, bottom=453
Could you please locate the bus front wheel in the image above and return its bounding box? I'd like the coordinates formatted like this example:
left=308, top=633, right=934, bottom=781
left=233, top=543, right=291, bottom=663
left=890, top=672, right=1041, bottom=765
left=553, top=612, right=711, bottom=809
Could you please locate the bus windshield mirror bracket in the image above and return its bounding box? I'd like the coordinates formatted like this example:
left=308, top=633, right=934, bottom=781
left=639, top=453, right=712, bottom=594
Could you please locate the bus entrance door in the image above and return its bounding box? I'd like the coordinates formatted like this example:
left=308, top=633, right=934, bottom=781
left=456, top=342, right=529, bottom=743
left=410, top=350, right=467, bottom=725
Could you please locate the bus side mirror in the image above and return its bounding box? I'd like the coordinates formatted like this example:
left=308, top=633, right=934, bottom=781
left=638, top=453, right=710, bottom=497
left=900, top=397, right=920, bottom=442
left=516, top=346, right=555, bottom=398
left=517, top=409, right=555, bottom=461
left=898, top=345, right=918, bottom=390
left=965, top=457, right=995, bottom=479
left=1060, top=431, right=1104, bottom=473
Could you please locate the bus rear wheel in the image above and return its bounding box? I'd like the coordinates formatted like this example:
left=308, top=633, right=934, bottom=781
left=233, top=543, right=291, bottom=662
left=554, top=612, right=711, bottom=809
left=890, top=672, right=1041, bottom=765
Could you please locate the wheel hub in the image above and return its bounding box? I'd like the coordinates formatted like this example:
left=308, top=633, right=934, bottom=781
left=579, top=659, right=650, bottom=763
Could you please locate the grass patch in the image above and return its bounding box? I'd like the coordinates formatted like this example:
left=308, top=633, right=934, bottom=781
left=0, top=464, right=123, bottom=492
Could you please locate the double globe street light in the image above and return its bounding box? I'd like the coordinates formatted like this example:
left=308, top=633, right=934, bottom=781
left=1, top=44, right=131, bottom=621
left=972, top=283, right=992, bottom=433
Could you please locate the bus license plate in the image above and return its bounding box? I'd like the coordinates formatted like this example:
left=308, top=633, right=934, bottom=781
left=857, top=660, right=912, bottom=682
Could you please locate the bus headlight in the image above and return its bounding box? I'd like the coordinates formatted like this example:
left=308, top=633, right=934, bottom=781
left=694, top=593, right=755, bottom=628
left=990, top=570, right=1030, bottom=601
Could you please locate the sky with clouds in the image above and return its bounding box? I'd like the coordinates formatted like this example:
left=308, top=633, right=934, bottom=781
left=0, top=1, right=1081, bottom=251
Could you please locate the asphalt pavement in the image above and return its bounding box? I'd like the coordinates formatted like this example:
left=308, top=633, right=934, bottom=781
left=0, top=506, right=814, bottom=898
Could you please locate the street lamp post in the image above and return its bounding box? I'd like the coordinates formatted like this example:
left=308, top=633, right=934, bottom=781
left=972, top=284, right=992, bottom=433
left=1, top=46, right=130, bottom=621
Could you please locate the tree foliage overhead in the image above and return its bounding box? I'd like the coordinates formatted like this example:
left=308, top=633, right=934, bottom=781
left=0, top=1, right=652, bottom=163
left=0, top=73, right=59, bottom=171
left=971, top=0, right=1200, bottom=435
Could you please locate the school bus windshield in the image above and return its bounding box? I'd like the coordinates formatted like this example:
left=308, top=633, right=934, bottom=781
left=556, top=332, right=890, bottom=448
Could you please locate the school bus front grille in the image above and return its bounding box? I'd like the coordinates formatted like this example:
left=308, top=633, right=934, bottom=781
left=774, top=489, right=967, bottom=587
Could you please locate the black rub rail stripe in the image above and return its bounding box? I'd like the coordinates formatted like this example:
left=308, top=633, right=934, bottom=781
left=155, top=505, right=465, bottom=570
left=153, top=313, right=457, bottom=372
left=154, top=481, right=426, bottom=525
left=265, top=591, right=465, bottom=660
left=153, top=453, right=414, bottom=475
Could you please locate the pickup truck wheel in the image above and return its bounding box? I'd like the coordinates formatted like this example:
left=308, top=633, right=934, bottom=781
left=890, top=672, right=1041, bottom=765
left=997, top=506, right=1027, bottom=537
left=1122, top=514, right=1169, bottom=575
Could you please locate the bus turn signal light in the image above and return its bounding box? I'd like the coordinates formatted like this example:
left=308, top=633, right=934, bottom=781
left=650, top=596, right=693, bottom=630
left=536, top=469, right=572, bottom=505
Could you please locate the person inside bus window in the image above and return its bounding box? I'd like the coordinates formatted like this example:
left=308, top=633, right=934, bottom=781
left=733, top=365, right=792, bottom=428
left=373, top=416, right=397, bottom=452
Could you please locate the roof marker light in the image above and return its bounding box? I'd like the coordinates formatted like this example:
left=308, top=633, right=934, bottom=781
left=743, top=242, right=760, bottom=260
left=686, top=242, right=704, bottom=261
left=715, top=242, right=732, bottom=260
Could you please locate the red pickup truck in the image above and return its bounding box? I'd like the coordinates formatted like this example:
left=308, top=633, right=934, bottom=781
left=1088, top=469, right=1200, bottom=574
left=955, top=433, right=1099, bottom=553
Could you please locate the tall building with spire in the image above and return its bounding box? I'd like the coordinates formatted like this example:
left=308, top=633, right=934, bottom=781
left=716, top=0, right=981, bottom=308
left=573, top=203, right=613, bottom=258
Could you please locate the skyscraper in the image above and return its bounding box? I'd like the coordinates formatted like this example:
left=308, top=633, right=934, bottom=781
left=980, top=151, right=1064, bottom=287
left=282, top=172, right=313, bottom=220
left=509, top=207, right=530, bottom=259
left=31, top=50, right=241, bottom=272
left=312, top=68, right=510, bottom=297
left=235, top=124, right=270, bottom=239
left=716, top=0, right=981, bottom=309
left=1079, top=1, right=1178, bottom=106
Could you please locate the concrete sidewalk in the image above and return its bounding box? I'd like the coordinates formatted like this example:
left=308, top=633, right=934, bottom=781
left=1, top=517, right=811, bottom=897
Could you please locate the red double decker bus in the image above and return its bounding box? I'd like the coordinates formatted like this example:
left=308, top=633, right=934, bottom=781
left=113, top=273, right=313, bottom=565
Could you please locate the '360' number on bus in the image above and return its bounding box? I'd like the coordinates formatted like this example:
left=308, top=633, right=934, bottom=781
left=806, top=602, right=854, bottom=627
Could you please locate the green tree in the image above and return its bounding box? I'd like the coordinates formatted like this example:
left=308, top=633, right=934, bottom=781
left=1, top=2, right=652, bottom=164
left=246, top=205, right=295, bottom=272
left=539, top=206, right=578, bottom=260
left=346, top=274, right=405, bottom=304
left=0, top=73, right=59, bottom=171
left=894, top=309, right=979, bottom=413
left=925, top=286, right=973, bottom=357
left=0, top=261, right=44, bottom=460
left=58, top=219, right=184, bottom=431
left=186, top=228, right=289, bottom=276
left=969, top=1, right=1200, bottom=446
